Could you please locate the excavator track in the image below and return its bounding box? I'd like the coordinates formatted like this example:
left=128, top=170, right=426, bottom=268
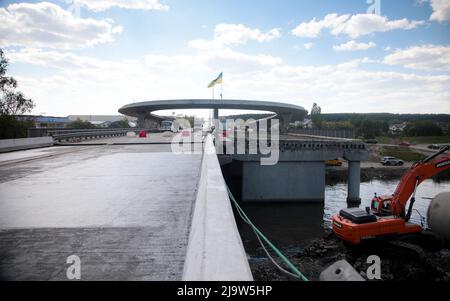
left=356, top=237, right=440, bottom=271
left=384, top=240, right=428, bottom=263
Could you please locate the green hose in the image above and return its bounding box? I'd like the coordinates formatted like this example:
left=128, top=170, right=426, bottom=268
left=226, top=186, right=309, bottom=281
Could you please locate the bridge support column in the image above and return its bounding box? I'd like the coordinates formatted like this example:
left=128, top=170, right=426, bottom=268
left=347, top=161, right=361, bottom=204
left=213, top=108, right=219, bottom=120
left=278, top=113, right=293, bottom=133
left=137, top=112, right=146, bottom=128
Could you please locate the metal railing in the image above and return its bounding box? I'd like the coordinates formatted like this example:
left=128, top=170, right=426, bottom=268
left=44, top=128, right=147, bottom=142
left=28, top=127, right=149, bottom=138
left=288, top=128, right=355, bottom=139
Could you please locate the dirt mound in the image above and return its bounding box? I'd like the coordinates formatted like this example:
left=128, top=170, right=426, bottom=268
left=250, top=231, right=450, bottom=281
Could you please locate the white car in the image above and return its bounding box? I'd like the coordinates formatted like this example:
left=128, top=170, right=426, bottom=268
left=381, top=157, right=404, bottom=166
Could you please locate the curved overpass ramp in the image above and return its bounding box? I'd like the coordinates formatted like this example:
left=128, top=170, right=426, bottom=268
left=119, top=99, right=308, bottom=131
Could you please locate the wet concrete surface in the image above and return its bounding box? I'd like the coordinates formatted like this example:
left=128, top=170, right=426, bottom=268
left=0, top=143, right=202, bottom=280
left=0, top=146, right=89, bottom=166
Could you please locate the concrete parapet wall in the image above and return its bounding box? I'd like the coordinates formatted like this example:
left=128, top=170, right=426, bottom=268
left=183, top=135, right=253, bottom=281
left=0, top=137, right=54, bottom=153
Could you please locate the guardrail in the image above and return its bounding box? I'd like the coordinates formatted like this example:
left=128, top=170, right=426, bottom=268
left=48, top=128, right=148, bottom=142
left=28, top=128, right=152, bottom=139
left=289, top=128, right=355, bottom=139
left=52, top=130, right=127, bottom=141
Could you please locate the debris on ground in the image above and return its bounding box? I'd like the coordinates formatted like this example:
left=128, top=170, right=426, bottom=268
left=249, top=230, right=450, bottom=281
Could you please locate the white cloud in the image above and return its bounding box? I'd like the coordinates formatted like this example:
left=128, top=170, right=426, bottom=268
left=429, top=0, right=450, bottom=22
left=333, top=40, right=376, bottom=51
left=291, top=14, right=350, bottom=38
left=303, top=43, right=314, bottom=50
left=0, top=2, right=122, bottom=49
left=68, top=0, right=169, bottom=12
left=384, top=45, right=450, bottom=71
left=292, top=13, right=425, bottom=39
left=189, top=24, right=281, bottom=50
left=7, top=47, right=450, bottom=116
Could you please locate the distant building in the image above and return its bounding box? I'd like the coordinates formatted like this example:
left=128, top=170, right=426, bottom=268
left=89, top=121, right=112, bottom=128
left=68, top=115, right=136, bottom=123
left=389, top=123, right=407, bottom=134
left=295, top=119, right=313, bottom=129
left=16, top=115, right=71, bottom=128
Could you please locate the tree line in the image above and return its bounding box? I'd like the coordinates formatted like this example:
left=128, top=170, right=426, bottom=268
left=307, top=103, right=449, bottom=139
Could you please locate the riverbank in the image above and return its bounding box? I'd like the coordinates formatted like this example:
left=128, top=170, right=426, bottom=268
left=326, top=164, right=410, bottom=183
left=326, top=163, right=450, bottom=183
left=250, top=230, right=450, bottom=281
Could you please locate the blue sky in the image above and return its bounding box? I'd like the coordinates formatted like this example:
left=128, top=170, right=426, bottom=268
left=0, top=0, right=449, bottom=117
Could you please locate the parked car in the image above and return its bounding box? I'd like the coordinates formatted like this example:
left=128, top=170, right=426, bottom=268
left=428, top=144, right=441, bottom=150
left=326, top=159, right=343, bottom=167
left=399, top=141, right=412, bottom=147
left=381, top=157, right=404, bottom=166
left=139, top=131, right=147, bottom=138
left=364, top=139, right=378, bottom=144
left=181, top=130, right=191, bottom=137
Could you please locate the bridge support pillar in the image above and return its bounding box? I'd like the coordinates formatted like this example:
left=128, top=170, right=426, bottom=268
left=137, top=112, right=146, bottom=128
left=347, top=161, right=361, bottom=204
left=213, top=108, right=219, bottom=120
left=278, top=113, right=293, bottom=133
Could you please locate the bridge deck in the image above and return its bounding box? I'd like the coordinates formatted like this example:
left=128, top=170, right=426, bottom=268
left=0, top=139, right=202, bottom=280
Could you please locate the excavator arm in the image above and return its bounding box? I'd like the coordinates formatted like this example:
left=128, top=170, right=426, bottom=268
left=391, top=145, right=450, bottom=217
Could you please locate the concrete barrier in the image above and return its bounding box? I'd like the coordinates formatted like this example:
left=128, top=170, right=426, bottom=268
left=0, top=137, right=54, bottom=153
left=183, top=135, right=253, bottom=281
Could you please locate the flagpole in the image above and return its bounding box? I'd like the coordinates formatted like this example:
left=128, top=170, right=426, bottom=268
left=211, top=85, right=214, bottom=128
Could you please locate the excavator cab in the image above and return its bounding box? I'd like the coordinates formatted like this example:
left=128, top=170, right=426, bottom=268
left=371, top=195, right=393, bottom=216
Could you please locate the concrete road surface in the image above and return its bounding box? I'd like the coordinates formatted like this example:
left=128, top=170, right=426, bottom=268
left=0, top=144, right=202, bottom=280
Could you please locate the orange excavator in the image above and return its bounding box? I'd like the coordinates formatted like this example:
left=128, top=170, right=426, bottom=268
left=332, top=145, right=450, bottom=244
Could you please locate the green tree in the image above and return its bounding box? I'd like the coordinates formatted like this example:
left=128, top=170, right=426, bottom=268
left=0, top=49, right=35, bottom=139
left=351, top=117, right=385, bottom=139
left=109, top=119, right=131, bottom=128
left=67, top=119, right=98, bottom=129
left=311, top=103, right=323, bottom=129
left=404, top=121, right=443, bottom=137
left=0, top=49, right=34, bottom=116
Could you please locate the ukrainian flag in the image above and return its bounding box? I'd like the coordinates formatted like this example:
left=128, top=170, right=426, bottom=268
left=207, top=72, right=223, bottom=88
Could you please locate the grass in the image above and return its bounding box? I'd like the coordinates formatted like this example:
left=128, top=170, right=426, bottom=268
left=381, top=146, right=427, bottom=162
left=377, top=136, right=450, bottom=145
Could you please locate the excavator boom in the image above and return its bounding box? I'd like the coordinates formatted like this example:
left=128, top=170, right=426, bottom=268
left=391, top=145, right=450, bottom=216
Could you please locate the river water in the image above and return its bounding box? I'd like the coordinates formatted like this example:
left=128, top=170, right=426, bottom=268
left=235, top=179, right=450, bottom=254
